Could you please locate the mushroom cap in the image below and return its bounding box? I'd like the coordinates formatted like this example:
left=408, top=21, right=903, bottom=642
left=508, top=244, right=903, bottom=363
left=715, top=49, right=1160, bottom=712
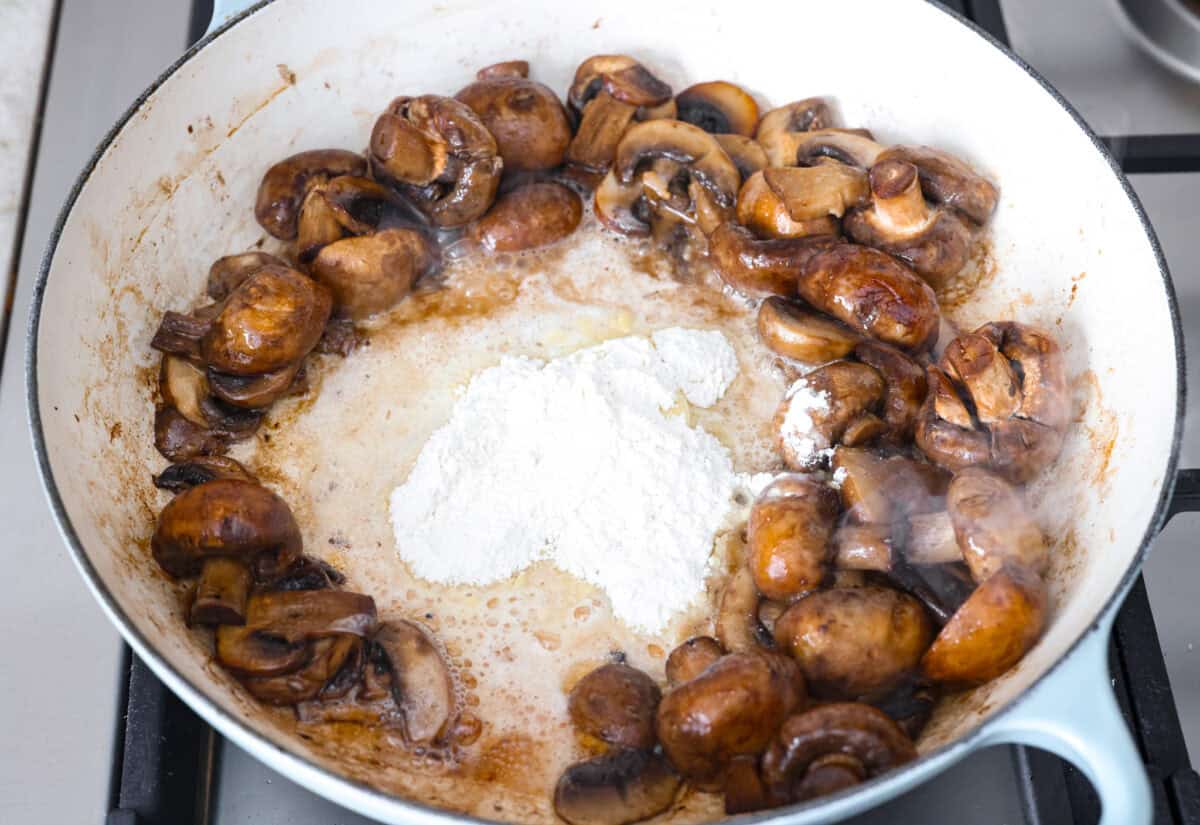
left=675, top=81, right=759, bottom=136
left=456, top=76, right=573, bottom=171
left=613, top=119, right=740, bottom=208
left=715, top=563, right=768, bottom=654
left=467, top=181, right=582, bottom=253
left=476, top=60, right=529, bottom=80
left=797, top=244, right=940, bottom=353
left=714, top=134, right=768, bottom=183
left=921, top=565, right=1047, bottom=685
left=565, top=90, right=638, bottom=173
left=568, top=663, right=662, bottom=750
left=774, top=362, right=886, bottom=470
left=755, top=98, right=835, bottom=141
left=254, top=149, right=366, bottom=240
left=206, top=360, right=303, bottom=409
left=152, top=478, right=301, bottom=579
left=709, top=222, right=838, bottom=297
left=553, top=749, right=681, bottom=825
left=774, top=586, right=933, bottom=701
left=319, top=174, right=428, bottom=236
left=748, top=475, right=839, bottom=600
left=760, top=128, right=884, bottom=170
left=374, top=620, right=457, bottom=744
left=568, top=55, right=672, bottom=113
left=208, top=252, right=287, bottom=302
left=854, top=340, right=928, bottom=443
left=757, top=297, right=859, bottom=364
left=947, top=467, right=1047, bottom=583
left=736, top=171, right=841, bottom=240
left=877, top=145, right=999, bottom=225
left=153, top=455, right=257, bottom=493
left=655, top=651, right=805, bottom=785
left=201, top=265, right=332, bottom=376
left=762, top=165, right=870, bottom=221
left=241, top=635, right=362, bottom=705
left=311, top=227, right=438, bottom=320
left=666, top=637, right=724, bottom=687
left=761, top=703, right=916, bottom=801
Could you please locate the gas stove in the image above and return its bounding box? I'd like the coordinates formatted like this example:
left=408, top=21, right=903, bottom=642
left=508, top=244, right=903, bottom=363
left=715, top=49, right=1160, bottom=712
left=4, top=1, right=1200, bottom=824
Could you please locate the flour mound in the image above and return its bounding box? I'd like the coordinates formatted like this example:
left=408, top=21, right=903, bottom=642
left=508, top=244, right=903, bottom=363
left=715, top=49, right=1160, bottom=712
left=389, top=329, right=743, bottom=633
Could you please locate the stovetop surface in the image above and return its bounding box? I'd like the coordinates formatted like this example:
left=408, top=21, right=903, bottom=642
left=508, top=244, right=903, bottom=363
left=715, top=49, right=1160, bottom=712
left=3, top=1, right=1200, bottom=823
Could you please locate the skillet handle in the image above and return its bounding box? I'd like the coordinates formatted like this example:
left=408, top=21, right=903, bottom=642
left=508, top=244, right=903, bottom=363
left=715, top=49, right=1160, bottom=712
left=206, top=0, right=260, bottom=36
left=980, top=617, right=1151, bottom=825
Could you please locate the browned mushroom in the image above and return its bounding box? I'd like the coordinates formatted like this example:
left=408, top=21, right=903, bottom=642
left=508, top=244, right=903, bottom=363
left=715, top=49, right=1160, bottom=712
left=757, top=297, right=859, bottom=363
left=152, top=403, right=259, bottom=461
left=773, top=362, right=885, bottom=469
left=566, top=90, right=639, bottom=174
left=311, top=227, right=439, bottom=320
left=374, top=620, right=457, bottom=744
left=255, top=149, right=366, bottom=240
left=755, top=98, right=835, bottom=145
left=761, top=703, right=916, bottom=802
left=832, top=523, right=894, bottom=573
left=189, top=556, right=252, bottom=626
left=748, top=475, right=839, bottom=600
left=554, top=749, right=681, bottom=825
left=709, top=222, right=837, bottom=296
left=467, top=181, right=582, bottom=252
left=208, top=252, right=287, bottom=301
left=206, top=360, right=304, bottom=410
left=877, top=145, right=999, bottom=225
left=947, top=467, right=1047, bottom=583
left=844, top=159, right=972, bottom=288
left=153, top=455, right=256, bottom=493
left=715, top=564, right=767, bottom=653
left=476, top=60, right=529, bottom=80
left=568, top=663, right=662, bottom=751
left=242, top=635, right=362, bottom=705
left=675, top=81, right=759, bottom=136
left=655, top=651, right=805, bottom=787
left=736, top=167, right=866, bottom=240
left=921, top=565, right=1047, bottom=686
left=714, top=134, right=768, bottom=183
left=369, top=95, right=502, bottom=227
left=854, top=340, right=927, bottom=443
left=665, top=637, right=724, bottom=686
left=905, top=511, right=961, bottom=566
left=567, top=55, right=672, bottom=114
left=773, top=587, right=933, bottom=701
left=761, top=128, right=884, bottom=170
left=318, top=174, right=428, bottom=236
left=722, top=755, right=780, bottom=814
left=796, top=244, right=941, bottom=353
left=456, top=70, right=572, bottom=172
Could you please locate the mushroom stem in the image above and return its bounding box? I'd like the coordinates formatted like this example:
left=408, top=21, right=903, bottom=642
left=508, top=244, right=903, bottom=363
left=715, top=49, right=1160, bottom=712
left=151, top=311, right=210, bottom=359
left=868, top=160, right=933, bottom=237
left=832, top=524, right=893, bottom=572
left=904, top=511, right=961, bottom=565
left=190, top=556, right=251, bottom=625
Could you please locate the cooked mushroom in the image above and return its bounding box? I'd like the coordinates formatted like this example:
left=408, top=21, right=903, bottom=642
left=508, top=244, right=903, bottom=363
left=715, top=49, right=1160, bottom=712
left=242, top=635, right=362, bottom=705
left=757, top=297, right=859, bottom=363
left=190, top=556, right=252, bottom=625
left=554, top=749, right=681, bottom=825
left=773, top=586, right=933, bottom=701
left=947, top=467, right=1047, bottom=583
left=760, top=128, right=884, bottom=170
left=876, top=145, right=999, bottom=225
left=208, top=252, right=287, bottom=302
left=916, top=322, right=1067, bottom=482
left=567, top=55, right=672, bottom=114
left=268, top=555, right=346, bottom=592
left=761, top=703, right=916, bottom=802
left=456, top=71, right=572, bottom=172
left=369, top=95, right=502, bottom=227
left=748, top=474, right=839, bottom=600
left=796, top=244, right=941, bottom=353
left=566, top=90, right=638, bottom=174
left=206, top=361, right=303, bottom=409
left=921, top=565, right=1047, bottom=686
left=755, top=98, right=834, bottom=144
left=773, top=362, right=885, bottom=470
left=152, top=404, right=253, bottom=461
left=159, top=355, right=212, bottom=427
left=722, top=755, right=779, bottom=815
left=853, top=340, right=927, bottom=444
left=665, top=637, right=724, bottom=687
left=755, top=166, right=868, bottom=230
left=319, top=174, right=428, bottom=235
left=255, top=149, right=367, bottom=240
left=832, top=523, right=894, bottom=573
left=844, top=159, right=972, bottom=288
left=675, top=81, right=759, bottom=136
left=734, top=170, right=841, bottom=240
left=709, top=222, right=837, bottom=296
left=714, top=134, right=767, bottom=183
left=655, top=651, right=805, bottom=786
left=297, top=182, right=350, bottom=263
left=311, top=227, right=438, bottom=320
left=568, top=663, right=662, bottom=750
left=715, top=564, right=767, bottom=653
left=374, top=619, right=457, bottom=744
left=153, top=455, right=256, bottom=493
left=832, top=448, right=948, bottom=529
left=874, top=679, right=939, bottom=741
left=905, top=511, right=961, bottom=566
left=476, top=60, right=529, bottom=80
left=151, top=478, right=302, bottom=580
left=467, top=182, right=582, bottom=252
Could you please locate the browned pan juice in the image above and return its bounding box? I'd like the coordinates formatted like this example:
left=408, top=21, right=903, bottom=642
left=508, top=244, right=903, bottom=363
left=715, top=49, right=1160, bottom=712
left=227, top=217, right=790, bottom=822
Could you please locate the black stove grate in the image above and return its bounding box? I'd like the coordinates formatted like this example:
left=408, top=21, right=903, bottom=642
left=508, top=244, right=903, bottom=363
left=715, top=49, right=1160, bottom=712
left=105, top=2, right=1200, bottom=823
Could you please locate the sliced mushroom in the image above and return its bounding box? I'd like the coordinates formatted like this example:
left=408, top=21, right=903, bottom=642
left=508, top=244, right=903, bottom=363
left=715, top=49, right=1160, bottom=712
left=268, top=555, right=346, bottom=592
left=297, top=183, right=349, bottom=263
left=566, top=90, right=638, bottom=174
left=208, top=252, right=287, bottom=302
left=761, top=703, right=916, bottom=803
left=207, top=361, right=303, bottom=409
left=467, top=181, right=582, bottom=252
left=554, top=749, right=681, bottom=825
left=320, top=174, right=428, bottom=235
left=665, top=637, right=724, bottom=687
left=773, top=587, right=933, bottom=701
left=255, top=149, right=367, bottom=240
left=675, top=81, right=759, bottom=136
left=844, top=159, right=972, bottom=287
left=714, top=134, right=768, bottom=183
left=153, top=455, right=256, bottom=493
left=914, top=365, right=991, bottom=471
left=854, top=340, right=927, bottom=443
left=150, top=311, right=211, bottom=361
left=213, top=628, right=309, bottom=677
left=369, top=96, right=502, bottom=227
left=613, top=119, right=739, bottom=207
left=760, top=128, right=884, bottom=170
left=735, top=170, right=841, bottom=240
left=655, top=651, right=805, bottom=786
left=311, top=227, right=439, bottom=320
left=774, top=362, right=885, bottom=470
left=374, top=619, right=457, bottom=744
left=755, top=99, right=835, bottom=143
left=921, top=565, right=1047, bottom=686
left=947, top=467, right=1047, bottom=583
left=748, top=475, right=839, bottom=600
left=757, top=297, right=859, bottom=364
left=568, top=663, right=662, bottom=750
left=877, top=145, right=999, bottom=225
left=159, top=355, right=211, bottom=427
left=456, top=73, right=572, bottom=172
left=797, top=244, right=940, bottom=353
left=709, top=222, right=837, bottom=296
left=764, top=166, right=869, bottom=223
left=833, top=448, right=948, bottom=528
left=241, top=635, right=362, bottom=705
left=567, top=55, right=672, bottom=114
left=153, top=405, right=236, bottom=461
left=716, top=564, right=767, bottom=653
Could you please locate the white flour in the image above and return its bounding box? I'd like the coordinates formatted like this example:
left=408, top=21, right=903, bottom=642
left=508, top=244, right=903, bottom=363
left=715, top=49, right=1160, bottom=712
left=389, top=328, right=746, bottom=633
left=779, top=378, right=833, bottom=467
